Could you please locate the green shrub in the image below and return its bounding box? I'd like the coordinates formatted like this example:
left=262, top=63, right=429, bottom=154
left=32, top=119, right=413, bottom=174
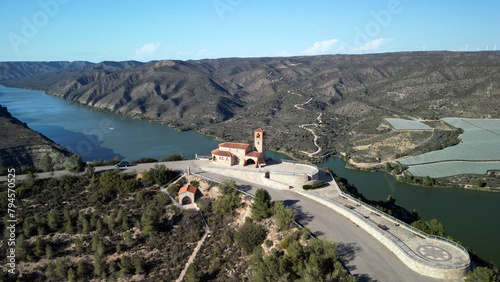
left=273, top=201, right=295, bottom=231
left=142, top=164, right=178, bottom=186
left=466, top=266, right=500, bottom=281
left=251, top=188, right=272, bottom=221
left=234, top=220, right=267, bottom=254
left=302, top=182, right=326, bottom=190
left=161, top=153, right=184, bottom=162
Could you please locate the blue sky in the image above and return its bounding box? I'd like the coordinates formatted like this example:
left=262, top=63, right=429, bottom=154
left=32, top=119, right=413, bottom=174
left=1, top=0, right=498, bottom=62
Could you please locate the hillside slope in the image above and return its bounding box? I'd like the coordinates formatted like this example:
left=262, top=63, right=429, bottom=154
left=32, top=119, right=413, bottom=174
left=1, top=52, right=499, bottom=159
left=0, top=105, right=71, bottom=169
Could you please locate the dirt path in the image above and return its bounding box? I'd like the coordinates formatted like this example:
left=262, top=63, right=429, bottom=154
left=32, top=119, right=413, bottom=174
left=176, top=209, right=210, bottom=282
left=294, top=97, right=312, bottom=110
left=298, top=124, right=322, bottom=157
left=294, top=97, right=323, bottom=157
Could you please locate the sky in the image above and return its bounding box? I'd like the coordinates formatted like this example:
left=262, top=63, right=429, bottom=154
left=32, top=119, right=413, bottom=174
left=0, top=0, right=499, bottom=62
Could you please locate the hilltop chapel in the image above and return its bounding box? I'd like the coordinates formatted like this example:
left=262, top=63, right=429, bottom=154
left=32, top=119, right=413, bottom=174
left=211, top=128, right=266, bottom=168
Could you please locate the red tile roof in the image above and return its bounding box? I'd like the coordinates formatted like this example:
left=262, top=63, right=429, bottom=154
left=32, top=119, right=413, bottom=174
left=211, top=149, right=234, bottom=157
left=178, top=184, right=197, bottom=195
left=219, top=142, right=250, bottom=150
left=254, top=128, right=266, bottom=133
left=246, top=151, right=262, bottom=157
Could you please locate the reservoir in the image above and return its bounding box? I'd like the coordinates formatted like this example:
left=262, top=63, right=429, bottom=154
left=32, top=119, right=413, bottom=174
left=1, top=85, right=499, bottom=267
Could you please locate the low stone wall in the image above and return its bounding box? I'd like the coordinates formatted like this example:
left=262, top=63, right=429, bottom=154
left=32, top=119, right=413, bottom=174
left=268, top=172, right=308, bottom=188
left=296, top=190, right=469, bottom=280
left=200, top=166, right=291, bottom=190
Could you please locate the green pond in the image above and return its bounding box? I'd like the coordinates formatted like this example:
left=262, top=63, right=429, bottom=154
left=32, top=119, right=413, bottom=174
left=1, top=85, right=499, bottom=267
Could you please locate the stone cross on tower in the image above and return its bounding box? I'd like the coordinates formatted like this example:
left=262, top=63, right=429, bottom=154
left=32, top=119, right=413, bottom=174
left=254, top=128, right=266, bottom=153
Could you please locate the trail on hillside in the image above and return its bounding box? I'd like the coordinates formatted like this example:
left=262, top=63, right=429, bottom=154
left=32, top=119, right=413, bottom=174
left=295, top=98, right=323, bottom=157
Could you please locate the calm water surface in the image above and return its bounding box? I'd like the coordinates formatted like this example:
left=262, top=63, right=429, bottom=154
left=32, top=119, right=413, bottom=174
left=1, top=85, right=499, bottom=266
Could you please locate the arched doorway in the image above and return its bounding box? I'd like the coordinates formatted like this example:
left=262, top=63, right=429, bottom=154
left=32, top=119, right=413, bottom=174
left=265, top=171, right=270, bottom=178
left=182, top=196, right=192, bottom=205
left=246, top=159, right=256, bottom=166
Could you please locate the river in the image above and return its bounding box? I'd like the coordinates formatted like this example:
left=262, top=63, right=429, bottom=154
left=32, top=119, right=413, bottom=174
left=1, top=85, right=498, bottom=267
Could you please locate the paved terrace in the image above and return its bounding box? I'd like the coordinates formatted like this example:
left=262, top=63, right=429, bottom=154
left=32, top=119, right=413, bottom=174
left=306, top=182, right=469, bottom=268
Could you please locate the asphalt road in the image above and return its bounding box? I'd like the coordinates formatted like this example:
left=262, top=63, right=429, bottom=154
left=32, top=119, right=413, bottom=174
left=1, top=160, right=445, bottom=281
left=191, top=168, right=441, bottom=282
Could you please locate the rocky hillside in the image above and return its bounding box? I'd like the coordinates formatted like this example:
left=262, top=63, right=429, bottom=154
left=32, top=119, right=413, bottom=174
left=1, top=52, right=499, bottom=159
left=0, top=105, right=71, bottom=169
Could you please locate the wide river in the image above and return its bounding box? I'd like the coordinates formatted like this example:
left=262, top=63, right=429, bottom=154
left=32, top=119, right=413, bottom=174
left=1, top=85, right=499, bottom=267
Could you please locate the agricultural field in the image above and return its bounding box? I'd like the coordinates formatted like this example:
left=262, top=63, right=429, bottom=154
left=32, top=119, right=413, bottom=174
left=384, top=118, right=433, bottom=130
left=399, top=118, right=500, bottom=178
left=407, top=161, right=500, bottom=178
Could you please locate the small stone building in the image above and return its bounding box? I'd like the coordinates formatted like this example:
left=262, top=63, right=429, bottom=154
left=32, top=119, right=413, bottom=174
left=178, top=184, right=197, bottom=205
left=211, top=128, right=267, bottom=167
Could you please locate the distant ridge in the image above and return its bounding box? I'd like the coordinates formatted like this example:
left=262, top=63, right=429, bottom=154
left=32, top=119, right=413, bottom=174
left=1, top=52, right=499, bottom=157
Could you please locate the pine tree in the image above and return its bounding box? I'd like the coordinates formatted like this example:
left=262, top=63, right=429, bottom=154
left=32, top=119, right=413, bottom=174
left=63, top=211, right=74, bottom=234
left=273, top=201, right=295, bottom=231
left=119, top=255, right=132, bottom=277
left=96, top=218, right=104, bottom=234
left=82, top=217, right=90, bottom=234
left=92, top=235, right=100, bottom=252
left=77, top=212, right=85, bottom=232
left=34, top=236, right=45, bottom=257
left=77, top=260, right=89, bottom=278
left=90, top=213, right=98, bottom=230
left=23, top=217, right=34, bottom=237
left=140, top=206, right=159, bottom=235
left=45, top=244, right=55, bottom=259
left=106, top=213, right=115, bottom=231
left=15, top=234, right=28, bottom=260
left=124, top=231, right=134, bottom=248
left=134, top=257, right=145, bottom=275
left=116, top=209, right=125, bottom=227
left=185, top=264, right=199, bottom=282
left=67, top=268, right=76, bottom=282
left=45, top=263, right=55, bottom=278
left=55, top=258, right=68, bottom=279
left=40, top=154, right=54, bottom=172
left=93, top=254, right=105, bottom=277
left=34, top=213, right=44, bottom=226
left=96, top=241, right=106, bottom=257
left=75, top=237, right=84, bottom=254
left=47, top=211, right=59, bottom=232
left=251, top=188, right=272, bottom=221
left=122, top=216, right=130, bottom=231
left=37, top=226, right=47, bottom=236
left=109, top=260, right=119, bottom=275
left=64, top=219, right=75, bottom=234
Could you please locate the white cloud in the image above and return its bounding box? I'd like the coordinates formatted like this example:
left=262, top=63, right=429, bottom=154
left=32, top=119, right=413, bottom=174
left=316, top=30, right=330, bottom=34
left=277, top=50, right=292, bottom=57
left=353, top=38, right=393, bottom=51
left=198, top=48, right=208, bottom=55
left=302, top=39, right=339, bottom=55
left=135, top=42, right=160, bottom=57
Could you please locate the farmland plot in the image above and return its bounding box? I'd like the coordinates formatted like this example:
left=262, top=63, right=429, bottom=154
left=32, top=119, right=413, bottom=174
left=384, top=118, right=433, bottom=130
left=399, top=118, right=500, bottom=177
left=407, top=161, right=500, bottom=178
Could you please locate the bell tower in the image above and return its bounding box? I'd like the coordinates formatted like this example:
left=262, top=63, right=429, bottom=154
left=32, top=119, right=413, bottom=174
left=254, top=128, right=266, bottom=153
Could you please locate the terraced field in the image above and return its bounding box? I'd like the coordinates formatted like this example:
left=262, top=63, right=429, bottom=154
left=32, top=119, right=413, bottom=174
left=384, top=118, right=433, bottom=130
left=399, top=118, right=500, bottom=178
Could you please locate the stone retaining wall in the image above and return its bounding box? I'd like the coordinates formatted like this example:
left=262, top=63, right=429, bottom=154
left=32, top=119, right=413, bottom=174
left=200, top=166, right=291, bottom=190
left=200, top=165, right=309, bottom=189
left=296, top=190, right=469, bottom=280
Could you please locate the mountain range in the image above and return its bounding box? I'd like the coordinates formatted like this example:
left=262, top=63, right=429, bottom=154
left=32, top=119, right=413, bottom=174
left=1, top=52, right=499, bottom=161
